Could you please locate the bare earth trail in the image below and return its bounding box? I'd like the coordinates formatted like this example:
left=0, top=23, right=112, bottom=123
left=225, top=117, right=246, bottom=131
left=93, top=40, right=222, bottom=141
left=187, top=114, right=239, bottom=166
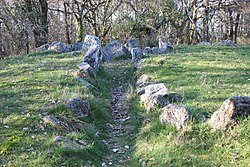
left=102, top=60, right=137, bottom=166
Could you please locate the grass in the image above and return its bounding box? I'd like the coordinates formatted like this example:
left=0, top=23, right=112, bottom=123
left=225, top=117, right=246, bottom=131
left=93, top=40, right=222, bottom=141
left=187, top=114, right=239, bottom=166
left=0, top=51, right=113, bottom=166
left=0, top=45, right=249, bottom=166
left=129, top=45, right=250, bottom=166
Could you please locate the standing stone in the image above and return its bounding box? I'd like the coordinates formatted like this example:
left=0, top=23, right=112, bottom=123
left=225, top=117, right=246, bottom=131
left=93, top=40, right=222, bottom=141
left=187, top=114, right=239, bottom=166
left=102, top=41, right=130, bottom=61
left=66, top=98, right=91, bottom=117
left=84, top=35, right=101, bottom=46
left=208, top=96, right=250, bottom=130
left=159, top=104, right=190, bottom=129
left=131, top=47, right=143, bottom=63
left=124, top=38, right=140, bottom=52
left=83, top=45, right=102, bottom=72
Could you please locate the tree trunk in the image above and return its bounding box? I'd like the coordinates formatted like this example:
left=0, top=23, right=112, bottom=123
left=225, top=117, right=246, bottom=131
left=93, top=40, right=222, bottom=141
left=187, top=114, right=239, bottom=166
left=203, top=0, right=210, bottom=42
left=229, top=9, right=234, bottom=40
left=64, top=2, right=71, bottom=44
left=38, top=0, right=49, bottom=46
left=234, top=13, right=240, bottom=43
left=76, top=17, right=84, bottom=42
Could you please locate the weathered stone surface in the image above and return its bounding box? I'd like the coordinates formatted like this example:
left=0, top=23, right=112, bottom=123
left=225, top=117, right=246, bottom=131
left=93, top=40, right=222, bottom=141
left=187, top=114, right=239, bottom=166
left=124, top=38, right=140, bottom=52
left=208, top=96, right=250, bottom=130
left=83, top=45, right=102, bottom=72
left=69, top=51, right=81, bottom=56
left=197, top=41, right=211, bottom=46
left=218, top=40, right=238, bottom=47
left=143, top=47, right=152, bottom=56
left=133, top=59, right=145, bottom=71
left=77, top=62, right=96, bottom=78
left=145, top=95, right=169, bottom=111
left=102, top=41, right=129, bottom=61
left=36, top=44, right=50, bottom=52
left=76, top=77, right=97, bottom=89
left=48, top=42, right=72, bottom=53
left=131, top=47, right=143, bottom=63
left=73, top=42, right=84, bottom=51
left=144, top=83, right=169, bottom=99
left=159, top=104, right=190, bottom=129
left=66, top=98, right=90, bottom=117
left=54, top=136, right=86, bottom=150
left=136, top=74, right=150, bottom=87
left=159, top=38, right=173, bottom=51
left=151, top=47, right=160, bottom=54
left=136, top=82, right=156, bottom=96
left=42, top=115, right=60, bottom=126
left=82, top=42, right=91, bottom=54
left=84, top=35, right=101, bottom=46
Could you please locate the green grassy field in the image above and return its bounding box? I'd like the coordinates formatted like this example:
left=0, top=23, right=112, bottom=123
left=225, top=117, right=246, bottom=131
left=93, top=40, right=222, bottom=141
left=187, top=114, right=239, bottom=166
left=0, top=45, right=249, bottom=166
left=129, top=45, right=250, bottom=166
left=0, top=51, right=114, bottom=166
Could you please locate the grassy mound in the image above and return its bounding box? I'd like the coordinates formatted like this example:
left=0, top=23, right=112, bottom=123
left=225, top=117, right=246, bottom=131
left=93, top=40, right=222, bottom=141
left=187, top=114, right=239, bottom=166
left=129, top=45, right=250, bottom=166
left=0, top=51, right=112, bottom=166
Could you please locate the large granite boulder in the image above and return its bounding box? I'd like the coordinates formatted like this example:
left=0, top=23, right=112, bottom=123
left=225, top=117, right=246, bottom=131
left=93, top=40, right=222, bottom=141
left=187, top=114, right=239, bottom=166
left=102, top=41, right=129, bottom=62
left=124, top=38, right=140, bottom=53
left=160, top=104, right=190, bottom=129
left=131, top=47, right=143, bottom=63
left=48, top=42, right=72, bottom=53
left=66, top=98, right=91, bottom=117
left=208, top=96, right=250, bottom=130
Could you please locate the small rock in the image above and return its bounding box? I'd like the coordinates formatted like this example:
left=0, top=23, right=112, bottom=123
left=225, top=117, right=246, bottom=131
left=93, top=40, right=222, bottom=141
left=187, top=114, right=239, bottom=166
left=66, top=97, right=90, bottom=117
left=112, top=148, right=119, bottom=153
left=108, top=162, right=113, bottom=165
left=124, top=145, right=129, bottom=149
left=159, top=104, right=190, bottom=129
left=124, top=38, right=140, bottom=53
left=131, top=47, right=143, bottom=63
left=42, top=115, right=60, bottom=126
left=23, top=127, right=29, bottom=131
left=76, top=77, right=97, bottom=89
left=143, top=47, right=152, bottom=56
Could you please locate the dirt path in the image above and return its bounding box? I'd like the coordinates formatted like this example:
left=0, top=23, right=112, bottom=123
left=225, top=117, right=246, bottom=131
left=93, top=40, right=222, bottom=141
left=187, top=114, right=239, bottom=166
left=102, top=61, right=134, bottom=166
